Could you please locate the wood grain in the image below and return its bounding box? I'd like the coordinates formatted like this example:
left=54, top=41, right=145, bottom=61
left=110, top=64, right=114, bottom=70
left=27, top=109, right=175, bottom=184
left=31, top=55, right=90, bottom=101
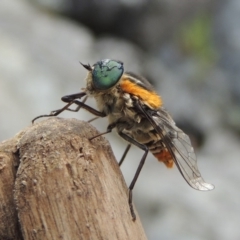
left=0, top=118, right=147, bottom=240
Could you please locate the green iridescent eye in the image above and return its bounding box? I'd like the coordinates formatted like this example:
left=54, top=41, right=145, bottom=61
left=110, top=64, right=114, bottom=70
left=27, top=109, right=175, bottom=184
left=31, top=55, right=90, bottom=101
left=92, top=59, right=124, bottom=90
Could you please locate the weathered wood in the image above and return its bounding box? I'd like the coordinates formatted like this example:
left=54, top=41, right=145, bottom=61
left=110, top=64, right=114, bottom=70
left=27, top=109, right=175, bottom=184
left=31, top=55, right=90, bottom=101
left=0, top=131, right=25, bottom=240
left=0, top=118, right=147, bottom=240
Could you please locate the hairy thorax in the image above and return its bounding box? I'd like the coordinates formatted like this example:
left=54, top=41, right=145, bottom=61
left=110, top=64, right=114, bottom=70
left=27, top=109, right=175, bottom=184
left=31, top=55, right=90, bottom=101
left=85, top=72, right=157, bottom=144
left=91, top=91, right=155, bottom=145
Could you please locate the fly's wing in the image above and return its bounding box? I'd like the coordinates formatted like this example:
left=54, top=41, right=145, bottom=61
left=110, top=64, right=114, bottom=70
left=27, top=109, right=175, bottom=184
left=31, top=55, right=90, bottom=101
left=135, top=100, right=214, bottom=191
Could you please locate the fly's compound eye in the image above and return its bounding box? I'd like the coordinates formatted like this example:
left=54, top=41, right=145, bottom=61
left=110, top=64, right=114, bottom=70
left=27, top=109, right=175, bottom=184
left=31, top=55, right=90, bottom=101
left=92, top=59, right=124, bottom=90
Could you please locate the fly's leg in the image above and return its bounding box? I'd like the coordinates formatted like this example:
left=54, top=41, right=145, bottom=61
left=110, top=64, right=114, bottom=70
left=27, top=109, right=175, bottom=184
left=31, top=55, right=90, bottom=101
left=32, top=92, right=106, bottom=123
left=118, top=132, right=148, bottom=221
left=61, top=95, right=88, bottom=113
left=32, top=92, right=87, bottom=123
left=88, top=116, right=100, bottom=123
left=118, top=144, right=131, bottom=166
left=88, top=119, right=132, bottom=165
left=67, top=100, right=106, bottom=117
left=60, top=93, right=106, bottom=117
left=89, top=126, right=147, bottom=221
left=88, top=122, right=116, bottom=141
left=60, top=92, right=87, bottom=103
left=47, top=95, right=89, bottom=117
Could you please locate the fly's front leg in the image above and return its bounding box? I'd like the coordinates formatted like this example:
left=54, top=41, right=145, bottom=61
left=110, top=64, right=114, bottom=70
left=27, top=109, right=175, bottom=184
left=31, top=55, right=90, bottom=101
left=32, top=92, right=87, bottom=123
left=33, top=92, right=107, bottom=123
left=70, top=100, right=106, bottom=117
left=59, top=95, right=88, bottom=113
left=118, top=131, right=149, bottom=221
left=46, top=95, right=89, bottom=117
left=60, top=92, right=87, bottom=103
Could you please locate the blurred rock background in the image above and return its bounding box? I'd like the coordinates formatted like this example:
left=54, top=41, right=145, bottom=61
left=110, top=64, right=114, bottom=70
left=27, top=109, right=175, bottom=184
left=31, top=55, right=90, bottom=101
left=1, top=0, right=240, bottom=239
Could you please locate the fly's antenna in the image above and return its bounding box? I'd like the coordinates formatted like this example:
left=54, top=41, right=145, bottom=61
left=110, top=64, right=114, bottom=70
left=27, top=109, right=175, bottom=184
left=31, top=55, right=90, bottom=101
left=80, top=62, right=92, bottom=71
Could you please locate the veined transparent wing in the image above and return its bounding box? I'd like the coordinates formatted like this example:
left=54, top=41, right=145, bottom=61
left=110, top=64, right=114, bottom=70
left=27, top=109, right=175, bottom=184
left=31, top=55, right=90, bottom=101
left=136, top=100, right=214, bottom=191
left=164, top=120, right=214, bottom=191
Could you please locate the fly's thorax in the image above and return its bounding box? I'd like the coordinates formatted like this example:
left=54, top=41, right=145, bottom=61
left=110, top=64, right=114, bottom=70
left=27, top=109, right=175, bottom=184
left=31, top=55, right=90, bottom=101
left=92, top=85, right=123, bottom=114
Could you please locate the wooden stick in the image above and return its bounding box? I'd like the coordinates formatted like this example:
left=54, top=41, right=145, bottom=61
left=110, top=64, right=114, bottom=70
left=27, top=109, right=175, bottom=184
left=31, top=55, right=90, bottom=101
left=0, top=118, right=147, bottom=240
left=0, top=131, right=24, bottom=240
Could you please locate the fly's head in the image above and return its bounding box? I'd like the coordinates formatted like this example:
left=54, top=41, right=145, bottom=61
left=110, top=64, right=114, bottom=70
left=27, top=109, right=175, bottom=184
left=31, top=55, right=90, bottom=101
left=81, top=59, right=124, bottom=96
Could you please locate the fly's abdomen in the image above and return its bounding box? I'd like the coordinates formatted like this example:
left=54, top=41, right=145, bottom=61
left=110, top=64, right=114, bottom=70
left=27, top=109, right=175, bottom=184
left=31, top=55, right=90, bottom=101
left=129, top=125, right=174, bottom=168
left=147, top=140, right=174, bottom=168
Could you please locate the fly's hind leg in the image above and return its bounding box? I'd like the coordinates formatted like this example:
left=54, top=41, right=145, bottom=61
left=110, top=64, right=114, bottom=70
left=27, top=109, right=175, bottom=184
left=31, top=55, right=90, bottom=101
left=118, top=132, right=148, bottom=221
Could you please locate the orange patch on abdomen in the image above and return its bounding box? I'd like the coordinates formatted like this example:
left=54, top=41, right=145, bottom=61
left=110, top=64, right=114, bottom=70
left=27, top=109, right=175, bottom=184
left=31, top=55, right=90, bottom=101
left=120, top=79, right=162, bottom=109
left=153, top=149, right=174, bottom=168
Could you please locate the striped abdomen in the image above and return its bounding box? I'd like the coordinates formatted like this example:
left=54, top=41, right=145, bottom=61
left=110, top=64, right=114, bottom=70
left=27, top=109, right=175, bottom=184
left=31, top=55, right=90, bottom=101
left=146, top=139, right=174, bottom=168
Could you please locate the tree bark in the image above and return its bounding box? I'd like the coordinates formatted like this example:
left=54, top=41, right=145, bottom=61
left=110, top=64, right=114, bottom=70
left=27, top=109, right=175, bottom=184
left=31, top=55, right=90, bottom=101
left=0, top=117, right=147, bottom=240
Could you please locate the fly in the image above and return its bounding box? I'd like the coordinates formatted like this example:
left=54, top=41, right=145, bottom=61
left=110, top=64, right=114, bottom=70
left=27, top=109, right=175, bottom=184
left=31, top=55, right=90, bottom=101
left=32, top=59, right=214, bottom=221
